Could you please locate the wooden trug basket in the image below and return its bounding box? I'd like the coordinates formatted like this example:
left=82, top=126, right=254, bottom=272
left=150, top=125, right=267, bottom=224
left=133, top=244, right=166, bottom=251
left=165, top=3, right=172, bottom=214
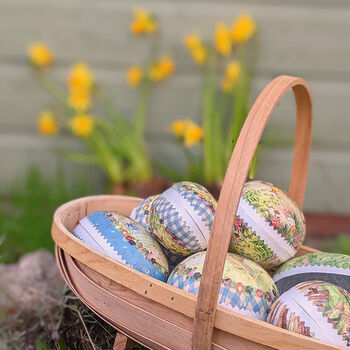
left=52, top=76, right=345, bottom=350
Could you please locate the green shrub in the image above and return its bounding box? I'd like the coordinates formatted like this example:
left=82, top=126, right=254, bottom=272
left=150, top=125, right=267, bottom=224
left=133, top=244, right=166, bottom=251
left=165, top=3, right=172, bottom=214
left=0, top=168, right=95, bottom=263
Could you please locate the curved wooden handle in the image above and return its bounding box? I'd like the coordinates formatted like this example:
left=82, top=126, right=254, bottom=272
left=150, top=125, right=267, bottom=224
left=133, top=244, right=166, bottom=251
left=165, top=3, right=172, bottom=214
left=192, top=75, right=313, bottom=349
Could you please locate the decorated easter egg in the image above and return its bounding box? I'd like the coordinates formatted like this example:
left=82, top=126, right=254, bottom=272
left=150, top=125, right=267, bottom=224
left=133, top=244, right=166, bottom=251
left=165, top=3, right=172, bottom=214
left=151, top=182, right=217, bottom=257
left=73, top=210, right=169, bottom=281
left=130, top=195, right=184, bottom=271
left=273, top=252, right=350, bottom=295
left=267, top=281, right=350, bottom=347
left=168, top=252, right=279, bottom=320
left=229, top=181, right=306, bottom=269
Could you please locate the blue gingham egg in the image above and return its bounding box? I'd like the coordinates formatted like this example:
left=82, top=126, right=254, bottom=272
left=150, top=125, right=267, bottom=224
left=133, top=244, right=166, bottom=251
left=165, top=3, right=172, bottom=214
left=130, top=195, right=184, bottom=271
left=73, top=210, right=169, bottom=281
left=168, top=251, right=279, bottom=320
left=150, top=182, right=217, bottom=257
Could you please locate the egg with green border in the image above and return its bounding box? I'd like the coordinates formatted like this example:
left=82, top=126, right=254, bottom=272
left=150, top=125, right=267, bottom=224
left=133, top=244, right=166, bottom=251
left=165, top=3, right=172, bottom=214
left=167, top=251, right=279, bottom=320
left=150, top=182, right=217, bottom=257
left=229, top=181, right=306, bottom=269
left=73, top=210, right=169, bottom=281
left=130, top=195, right=183, bottom=271
left=267, top=281, right=350, bottom=347
left=273, top=252, right=350, bottom=295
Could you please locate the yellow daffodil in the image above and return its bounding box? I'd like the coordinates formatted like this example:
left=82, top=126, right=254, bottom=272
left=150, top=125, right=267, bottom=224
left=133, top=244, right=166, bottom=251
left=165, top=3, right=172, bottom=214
left=68, top=88, right=91, bottom=111
left=149, top=56, right=175, bottom=82
left=67, top=62, right=94, bottom=91
left=37, top=111, right=58, bottom=135
left=184, top=121, right=203, bottom=147
left=214, top=23, right=231, bottom=56
left=28, top=43, right=54, bottom=67
left=225, top=61, right=241, bottom=81
left=221, top=78, right=233, bottom=93
left=184, top=34, right=207, bottom=65
left=170, top=120, right=187, bottom=137
left=130, top=9, right=157, bottom=35
left=126, top=65, right=143, bottom=87
left=191, top=45, right=207, bottom=65
left=69, top=114, right=95, bottom=137
left=184, top=34, right=201, bottom=50
left=149, top=65, right=164, bottom=82
left=231, top=14, right=256, bottom=43
left=158, top=56, right=175, bottom=76
left=221, top=61, right=241, bottom=92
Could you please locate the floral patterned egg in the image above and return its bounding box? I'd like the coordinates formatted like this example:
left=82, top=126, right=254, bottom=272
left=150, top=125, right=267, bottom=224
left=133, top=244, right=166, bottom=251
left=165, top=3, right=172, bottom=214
left=230, top=181, right=306, bottom=269
left=130, top=195, right=184, bottom=271
left=273, top=252, right=350, bottom=295
left=73, top=210, right=169, bottom=281
left=168, top=251, right=279, bottom=320
left=151, top=182, right=217, bottom=257
left=267, top=281, right=350, bottom=347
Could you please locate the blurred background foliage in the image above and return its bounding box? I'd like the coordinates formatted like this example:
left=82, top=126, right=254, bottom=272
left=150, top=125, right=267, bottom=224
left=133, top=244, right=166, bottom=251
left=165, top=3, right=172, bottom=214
left=0, top=167, right=95, bottom=263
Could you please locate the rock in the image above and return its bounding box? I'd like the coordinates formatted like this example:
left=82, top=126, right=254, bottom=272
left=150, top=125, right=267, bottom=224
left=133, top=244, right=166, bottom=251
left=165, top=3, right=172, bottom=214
left=0, top=249, right=64, bottom=311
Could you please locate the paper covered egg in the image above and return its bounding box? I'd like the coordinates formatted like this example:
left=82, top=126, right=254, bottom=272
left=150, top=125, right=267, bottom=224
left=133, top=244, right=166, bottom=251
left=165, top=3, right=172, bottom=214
left=229, top=181, right=306, bottom=269
left=151, top=182, right=217, bottom=257
left=168, top=251, right=279, bottom=320
left=73, top=210, right=169, bottom=281
left=130, top=195, right=183, bottom=271
left=273, top=252, right=350, bottom=295
left=267, top=281, right=350, bottom=347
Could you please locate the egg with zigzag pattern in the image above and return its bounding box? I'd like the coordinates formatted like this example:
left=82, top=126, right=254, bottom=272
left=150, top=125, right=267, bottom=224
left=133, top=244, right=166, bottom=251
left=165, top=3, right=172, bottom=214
left=150, top=182, right=217, bottom=257
left=229, top=181, right=306, bottom=269
left=168, top=251, right=279, bottom=321
left=72, top=210, right=169, bottom=281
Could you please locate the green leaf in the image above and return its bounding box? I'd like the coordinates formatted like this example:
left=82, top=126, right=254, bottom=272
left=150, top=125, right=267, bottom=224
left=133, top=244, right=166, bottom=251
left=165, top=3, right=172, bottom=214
left=35, top=340, right=52, bottom=350
left=57, top=338, right=68, bottom=350
left=62, top=151, right=99, bottom=165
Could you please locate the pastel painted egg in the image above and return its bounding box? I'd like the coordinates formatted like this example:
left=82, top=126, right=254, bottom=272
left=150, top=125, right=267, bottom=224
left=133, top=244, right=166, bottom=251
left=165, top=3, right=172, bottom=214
left=73, top=210, right=169, bottom=281
left=151, top=182, right=217, bottom=257
left=130, top=195, right=184, bottom=271
left=267, top=281, right=350, bottom=347
left=168, top=252, right=279, bottom=320
left=273, top=252, right=350, bottom=295
left=229, top=181, right=306, bottom=269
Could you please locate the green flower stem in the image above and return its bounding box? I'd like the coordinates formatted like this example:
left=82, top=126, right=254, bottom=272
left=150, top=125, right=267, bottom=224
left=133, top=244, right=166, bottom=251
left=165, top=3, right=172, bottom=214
left=226, top=66, right=249, bottom=164
left=38, top=73, right=70, bottom=108
left=134, top=80, right=150, bottom=138
left=212, top=91, right=230, bottom=183
left=202, top=51, right=217, bottom=184
left=248, top=143, right=260, bottom=180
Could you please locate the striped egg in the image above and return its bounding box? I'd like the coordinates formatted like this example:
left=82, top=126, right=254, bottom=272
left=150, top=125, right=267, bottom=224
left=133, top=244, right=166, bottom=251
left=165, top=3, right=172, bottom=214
left=130, top=195, right=184, bottom=271
left=73, top=210, right=169, bottom=281
left=229, top=181, right=306, bottom=269
left=150, top=182, right=217, bottom=257
left=273, top=252, right=350, bottom=295
left=168, top=252, right=279, bottom=320
left=267, top=281, right=350, bottom=347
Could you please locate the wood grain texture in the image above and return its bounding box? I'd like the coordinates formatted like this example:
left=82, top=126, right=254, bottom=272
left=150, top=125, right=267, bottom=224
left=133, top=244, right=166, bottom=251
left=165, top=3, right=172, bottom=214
left=56, top=246, right=343, bottom=350
left=113, top=333, right=135, bottom=350
left=56, top=247, right=273, bottom=350
left=192, top=76, right=312, bottom=349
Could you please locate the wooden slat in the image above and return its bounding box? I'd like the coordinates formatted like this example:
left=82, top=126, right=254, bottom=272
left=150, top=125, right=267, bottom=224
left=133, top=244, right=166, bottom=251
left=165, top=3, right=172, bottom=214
left=1, top=132, right=350, bottom=214
left=0, top=65, right=350, bottom=149
left=0, top=0, right=350, bottom=75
